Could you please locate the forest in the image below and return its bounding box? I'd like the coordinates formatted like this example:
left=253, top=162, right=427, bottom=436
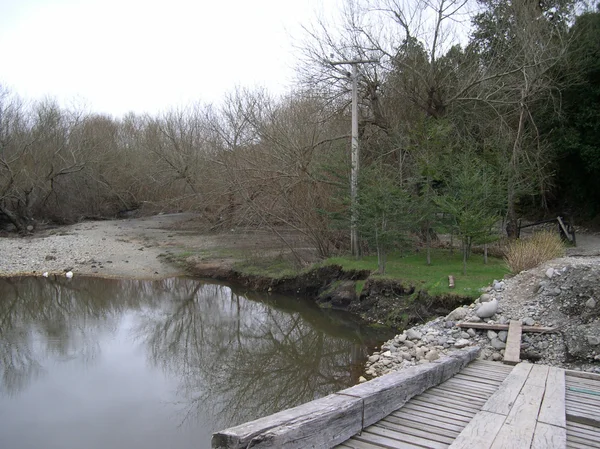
left=1, top=0, right=599, bottom=270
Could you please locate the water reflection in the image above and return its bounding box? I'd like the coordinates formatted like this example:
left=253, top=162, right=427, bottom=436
left=0, top=277, right=392, bottom=449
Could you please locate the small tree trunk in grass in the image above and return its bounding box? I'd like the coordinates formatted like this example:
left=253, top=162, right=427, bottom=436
left=450, top=232, right=454, bottom=255
left=484, top=243, right=488, bottom=264
left=426, top=226, right=431, bottom=266
left=462, top=239, right=467, bottom=276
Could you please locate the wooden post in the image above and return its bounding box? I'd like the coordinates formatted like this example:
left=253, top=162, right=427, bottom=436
left=448, top=275, right=455, bottom=289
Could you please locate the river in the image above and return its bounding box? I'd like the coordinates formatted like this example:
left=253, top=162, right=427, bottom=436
left=0, top=276, right=393, bottom=449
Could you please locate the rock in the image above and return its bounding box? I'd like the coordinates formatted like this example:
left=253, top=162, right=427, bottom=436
left=467, top=328, right=477, bottom=337
left=564, top=322, right=600, bottom=359
left=406, top=328, right=423, bottom=340
left=397, top=334, right=407, bottom=342
left=454, top=339, right=471, bottom=348
left=403, top=340, right=415, bottom=349
left=467, top=316, right=482, bottom=323
left=493, top=281, right=506, bottom=291
left=537, top=341, right=550, bottom=350
left=415, top=348, right=426, bottom=360
left=588, top=335, right=600, bottom=346
left=45, top=255, right=56, bottom=261
left=497, top=331, right=508, bottom=343
left=399, top=351, right=412, bottom=361
left=425, top=350, right=440, bottom=361
left=547, top=287, right=562, bottom=297
left=447, top=307, right=469, bottom=321
left=523, top=317, right=535, bottom=326
left=26, top=225, right=34, bottom=232
left=460, top=331, right=471, bottom=339
left=585, top=298, right=597, bottom=309
left=491, top=338, right=506, bottom=350
left=382, top=351, right=392, bottom=357
left=545, top=268, right=555, bottom=279
left=476, top=299, right=498, bottom=318
left=359, top=376, right=367, bottom=383
left=491, top=352, right=503, bottom=361
left=368, top=355, right=380, bottom=363
left=479, top=293, right=493, bottom=303
left=445, top=321, right=455, bottom=328
left=487, top=330, right=498, bottom=340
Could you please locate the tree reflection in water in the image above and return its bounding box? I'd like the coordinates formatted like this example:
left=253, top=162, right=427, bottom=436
left=0, top=276, right=393, bottom=433
left=136, top=280, right=391, bottom=429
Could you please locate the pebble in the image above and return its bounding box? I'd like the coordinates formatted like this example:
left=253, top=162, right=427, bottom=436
left=491, top=338, right=506, bottom=350
left=523, top=317, right=535, bottom=326
left=454, top=339, right=471, bottom=348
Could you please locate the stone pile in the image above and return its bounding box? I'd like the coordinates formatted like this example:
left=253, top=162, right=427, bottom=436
left=364, top=263, right=600, bottom=380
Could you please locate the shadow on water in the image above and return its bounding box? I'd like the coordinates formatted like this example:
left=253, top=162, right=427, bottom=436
left=0, top=276, right=394, bottom=449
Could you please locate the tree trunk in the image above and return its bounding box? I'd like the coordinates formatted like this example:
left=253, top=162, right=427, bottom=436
left=0, top=204, right=27, bottom=233
left=484, top=243, right=488, bottom=264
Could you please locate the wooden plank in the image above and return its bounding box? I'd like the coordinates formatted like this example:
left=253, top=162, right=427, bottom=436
left=337, top=346, right=480, bottom=428
left=503, top=320, right=523, bottom=365
left=490, top=365, right=549, bottom=449
left=211, top=393, right=363, bottom=449
left=411, top=396, right=481, bottom=414
left=408, top=399, right=476, bottom=418
left=568, top=434, right=600, bottom=448
left=376, top=418, right=456, bottom=444
left=565, top=370, right=600, bottom=382
left=457, top=322, right=556, bottom=333
left=434, top=384, right=495, bottom=400
left=531, top=422, right=566, bottom=449
left=539, top=367, right=566, bottom=428
left=419, top=390, right=487, bottom=407
left=399, top=403, right=472, bottom=422
left=567, top=409, right=600, bottom=427
left=384, top=413, right=464, bottom=434
left=460, top=367, right=511, bottom=379
left=392, top=406, right=471, bottom=427
left=449, top=410, right=505, bottom=449
left=443, top=378, right=498, bottom=393
left=483, top=363, right=532, bottom=415
left=364, top=425, right=448, bottom=449
left=416, top=392, right=483, bottom=410
left=337, top=440, right=382, bottom=449
left=454, top=372, right=506, bottom=386
left=567, top=421, right=600, bottom=438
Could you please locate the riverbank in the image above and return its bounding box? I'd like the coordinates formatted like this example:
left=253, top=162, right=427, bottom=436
left=2, top=213, right=599, bottom=373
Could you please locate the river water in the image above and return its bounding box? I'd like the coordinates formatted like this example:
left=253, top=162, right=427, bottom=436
left=0, top=276, right=393, bottom=449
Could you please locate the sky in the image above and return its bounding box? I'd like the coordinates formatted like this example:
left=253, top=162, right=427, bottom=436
left=0, top=0, right=339, bottom=117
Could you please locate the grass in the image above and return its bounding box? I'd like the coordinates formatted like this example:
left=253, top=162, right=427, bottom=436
left=322, top=249, right=509, bottom=298
left=233, top=255, right=300, bottom=278
left=504, top=231, right=565, bottom=274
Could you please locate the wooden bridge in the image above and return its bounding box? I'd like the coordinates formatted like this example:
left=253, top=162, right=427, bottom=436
left=212, top=348, right=600, bottom=449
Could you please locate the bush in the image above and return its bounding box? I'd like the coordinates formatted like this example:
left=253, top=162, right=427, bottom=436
left=504, top=231, right=566, bottom=273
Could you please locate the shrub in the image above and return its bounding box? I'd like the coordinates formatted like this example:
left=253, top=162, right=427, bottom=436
left=504, top=231, right=566, bottom=273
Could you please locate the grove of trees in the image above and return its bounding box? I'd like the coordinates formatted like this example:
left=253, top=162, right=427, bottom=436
left=1, top=0, right=599, bottom=271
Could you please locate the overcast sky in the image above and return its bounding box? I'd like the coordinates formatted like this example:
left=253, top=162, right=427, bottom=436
left=0, top=0, right=339, bottom=117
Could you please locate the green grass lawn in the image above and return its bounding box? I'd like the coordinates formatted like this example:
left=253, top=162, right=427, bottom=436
left=322, top=249, right=509, bottom=298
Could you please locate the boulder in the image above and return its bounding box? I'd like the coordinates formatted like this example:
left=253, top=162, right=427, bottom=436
left=406, top=328, right=423, bottom=340
left=564, top=322, right=600, bottom=360
left=447, top=307, right=469, bottom=322
left=476, top=299, right=498, bottom=318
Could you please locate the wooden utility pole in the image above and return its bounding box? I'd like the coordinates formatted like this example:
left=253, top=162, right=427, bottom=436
left=329, top=58, right=377, bottom=257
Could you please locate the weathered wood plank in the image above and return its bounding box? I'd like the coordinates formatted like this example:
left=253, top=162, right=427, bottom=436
left=211, top=393, right=363, bottom=449
left=482, top=363, right=532, bottom=415
left=434, top=384, right=494, bottom=401
left=567, top=409, right=600, bottom=427
left=338, top=347, right=480, bottom=428
left=503, top=320, right=523, bottom=365
left=568, top=434, right=600, bottom=449
left=567, top=421, right=600, bottom=438
left=352, top=432, right=422, bottom=449
left=408, top=399, right=476, bottom=417
left=398, top=403, right=472, bottom=422
left=457, top=322, right=556, bottom=332
left=337, top=440, right=382, bottom=449
left=449, top=410, right=505, bottom=449
left=419, top=390, right=486, bottom=407
left=392, top=406, right=471, bottom=426
left=413, top=394, right=482, bottom=413
left=383, top=413, right=464, bottom=434
left=565, top=369, right=600, bottom=381
left=376, top=418, right=456, bottom=444
left=489, top=365, right=549, bottom=449
left=364, top=426, right=448, bottom=449
left=539, top=367, right=566, bottom=428
left=531, top=422, right=566, bottom=449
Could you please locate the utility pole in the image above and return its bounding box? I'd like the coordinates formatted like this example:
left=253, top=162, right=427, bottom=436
left=329, top=58, right=377, bottom=257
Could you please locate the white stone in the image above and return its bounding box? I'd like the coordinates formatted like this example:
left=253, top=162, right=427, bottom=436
left=368, top=355, right=380, bottom=363
left=425, top=350, right=440, bottom=361
left=585, top=298, right=596, bottom=309
left=446, top=307, right=469, bottom=321
left=476, top=299, right=498, bottom=318
left=545, top=268, right=555, bottom=279
left=498, top=331, right=508, bottom=343
left=487, top=330, right=498, bottom=340
left=382, top=351, right=392, bottom=357
left=359, top=376, right=367, bottom=383
left=491, top=338, right=506, bottom=350
left=406, top=328, right=423, bottom=340
left=479, top=293, right=493, bottom=303
left=454, top=339, right=471, bottom=348
left=523, top=317, right=535, bottom=326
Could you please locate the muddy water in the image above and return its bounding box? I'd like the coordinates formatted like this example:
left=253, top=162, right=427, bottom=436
left=0, top=276, right=393, bottom=449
